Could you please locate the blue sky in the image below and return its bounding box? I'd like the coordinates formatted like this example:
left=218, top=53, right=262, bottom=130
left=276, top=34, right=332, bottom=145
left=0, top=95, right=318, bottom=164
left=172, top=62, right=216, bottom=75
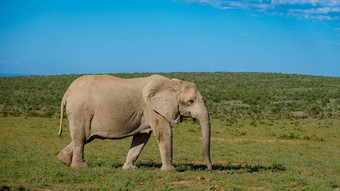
left=0, top=0, right=339, bottom=76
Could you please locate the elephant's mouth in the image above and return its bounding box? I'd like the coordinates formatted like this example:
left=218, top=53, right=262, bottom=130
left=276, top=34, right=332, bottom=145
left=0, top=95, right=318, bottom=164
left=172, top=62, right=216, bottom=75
left=179, top=111, right=196, bottom=122
left=188, top=112, right=197, bottom=122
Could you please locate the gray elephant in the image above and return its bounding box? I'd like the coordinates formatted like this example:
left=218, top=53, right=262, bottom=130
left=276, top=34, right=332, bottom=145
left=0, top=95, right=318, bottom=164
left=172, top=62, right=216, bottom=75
left=57, top=74, right=212, bottom=171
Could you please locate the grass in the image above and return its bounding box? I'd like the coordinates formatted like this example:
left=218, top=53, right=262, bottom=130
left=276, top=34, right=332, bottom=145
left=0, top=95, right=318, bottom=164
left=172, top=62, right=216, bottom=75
left=1, top=72, right=339, bottom=190
left=1, top=116, right=339, bottom=190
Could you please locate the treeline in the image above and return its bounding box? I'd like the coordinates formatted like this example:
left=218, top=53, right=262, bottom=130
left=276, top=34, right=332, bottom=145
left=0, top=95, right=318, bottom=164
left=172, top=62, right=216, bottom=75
left=1, top=72, right=339, bottom=122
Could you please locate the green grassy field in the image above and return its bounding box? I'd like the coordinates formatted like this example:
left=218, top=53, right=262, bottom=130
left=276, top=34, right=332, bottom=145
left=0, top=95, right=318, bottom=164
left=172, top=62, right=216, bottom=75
left=1, top=72, right=340, bottom=190
left=1, top=117, right=339, bottom=190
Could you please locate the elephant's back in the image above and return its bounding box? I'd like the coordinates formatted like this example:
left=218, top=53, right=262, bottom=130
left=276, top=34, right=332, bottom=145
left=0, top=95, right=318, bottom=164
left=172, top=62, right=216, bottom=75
left=70, top=75, right=120, bottom=87
left=69, top=74, right=149, bottom=89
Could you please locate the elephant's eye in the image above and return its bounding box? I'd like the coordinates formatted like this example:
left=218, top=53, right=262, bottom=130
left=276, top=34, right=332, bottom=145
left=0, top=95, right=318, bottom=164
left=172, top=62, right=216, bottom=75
left=187, top=99, right=194, bottom=105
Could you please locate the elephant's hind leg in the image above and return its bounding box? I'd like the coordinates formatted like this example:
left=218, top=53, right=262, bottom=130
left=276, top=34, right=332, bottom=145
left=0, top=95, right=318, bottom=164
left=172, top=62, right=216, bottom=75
left=70, top=139, right=87, bottom=168
left=122, top=133, right=151, bottom=170
left=57, top=143, right=73, bottom=166
left=69, top=114, right=92, bottom=168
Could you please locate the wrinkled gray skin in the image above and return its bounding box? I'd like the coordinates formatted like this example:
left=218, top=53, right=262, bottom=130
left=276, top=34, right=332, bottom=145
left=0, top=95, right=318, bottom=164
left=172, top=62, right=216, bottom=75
left=57, top=74, right=212, bottom=171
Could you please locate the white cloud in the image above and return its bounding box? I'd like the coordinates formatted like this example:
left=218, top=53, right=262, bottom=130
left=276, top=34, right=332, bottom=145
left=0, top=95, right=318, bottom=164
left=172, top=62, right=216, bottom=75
left=290, top=6, right=340, bottom=15
left=310, top=15, right=334, bottom=19
left=178, top=0, right=340, bottom=20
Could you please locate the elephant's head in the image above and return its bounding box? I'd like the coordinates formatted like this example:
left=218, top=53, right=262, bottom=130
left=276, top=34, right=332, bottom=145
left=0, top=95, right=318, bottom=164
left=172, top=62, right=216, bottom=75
left=142, top=75, right=212, bottom=170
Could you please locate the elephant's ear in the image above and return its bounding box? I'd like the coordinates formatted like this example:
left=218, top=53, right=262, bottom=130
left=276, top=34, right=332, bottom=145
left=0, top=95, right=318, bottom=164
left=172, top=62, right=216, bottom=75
left=142, top=76, right=179, bottom=123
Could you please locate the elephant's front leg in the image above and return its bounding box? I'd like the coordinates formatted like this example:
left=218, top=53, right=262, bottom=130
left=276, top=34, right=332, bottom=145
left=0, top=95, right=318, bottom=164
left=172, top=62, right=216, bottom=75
left=150, top=118, right=175, bottom=171
left=123, top=133, right=151, bottom=170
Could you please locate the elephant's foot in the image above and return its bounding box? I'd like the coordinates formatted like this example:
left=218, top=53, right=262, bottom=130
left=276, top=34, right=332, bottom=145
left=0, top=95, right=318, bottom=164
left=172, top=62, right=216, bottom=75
left=122, top=163, right=137, bottom=170
left=71, top=161, right=87, bottom=168
left=161, top=164, right=176, bottom=171
left=57, top=152, right=72, bottom=166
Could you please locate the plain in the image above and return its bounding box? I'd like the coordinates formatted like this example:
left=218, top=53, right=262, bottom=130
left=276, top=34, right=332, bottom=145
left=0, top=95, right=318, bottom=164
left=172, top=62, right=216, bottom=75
left=1, top=72, right=340, bottom=190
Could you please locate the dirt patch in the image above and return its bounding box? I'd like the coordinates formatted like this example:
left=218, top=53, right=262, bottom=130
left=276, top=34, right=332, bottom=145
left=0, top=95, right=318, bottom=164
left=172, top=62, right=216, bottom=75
left=171, top=180, right=191, bottom=186
left=1, top=163, right=18, bottom=168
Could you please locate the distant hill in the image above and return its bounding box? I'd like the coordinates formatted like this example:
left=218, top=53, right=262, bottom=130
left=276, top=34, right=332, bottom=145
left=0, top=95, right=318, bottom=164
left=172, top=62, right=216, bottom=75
left=0, top=73, right=30, bottom=77
left=0, top=72, right=339, bottom=121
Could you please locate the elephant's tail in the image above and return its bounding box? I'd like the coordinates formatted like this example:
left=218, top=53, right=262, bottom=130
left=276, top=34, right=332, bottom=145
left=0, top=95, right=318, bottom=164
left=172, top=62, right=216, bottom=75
left=58, top=94, right=67, bottom=136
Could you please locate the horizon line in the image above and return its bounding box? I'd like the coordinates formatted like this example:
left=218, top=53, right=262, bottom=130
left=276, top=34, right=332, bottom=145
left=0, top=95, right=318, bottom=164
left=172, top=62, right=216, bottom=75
left=1, top=71, right=339, bottom=78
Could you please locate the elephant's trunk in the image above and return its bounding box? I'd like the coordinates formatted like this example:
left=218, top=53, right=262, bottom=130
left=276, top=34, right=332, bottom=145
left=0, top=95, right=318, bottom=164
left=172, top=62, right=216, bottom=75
left=198, top=107, right=212, bottom=170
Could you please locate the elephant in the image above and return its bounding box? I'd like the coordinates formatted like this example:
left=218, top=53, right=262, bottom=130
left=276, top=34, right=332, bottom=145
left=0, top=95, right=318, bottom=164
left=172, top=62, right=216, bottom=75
left=57, top=74, right=212, bottom=171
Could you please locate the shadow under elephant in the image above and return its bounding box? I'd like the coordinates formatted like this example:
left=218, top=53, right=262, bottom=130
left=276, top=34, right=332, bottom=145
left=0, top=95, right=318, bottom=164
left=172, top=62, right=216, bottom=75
left=107, top=161, right=286, bottom=173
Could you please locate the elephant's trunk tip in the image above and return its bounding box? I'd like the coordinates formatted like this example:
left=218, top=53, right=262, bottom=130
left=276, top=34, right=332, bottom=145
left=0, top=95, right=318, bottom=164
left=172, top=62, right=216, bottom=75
left=205, top=153, right=212, bottom=171
left=207, top=163, right=212, bottom=171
